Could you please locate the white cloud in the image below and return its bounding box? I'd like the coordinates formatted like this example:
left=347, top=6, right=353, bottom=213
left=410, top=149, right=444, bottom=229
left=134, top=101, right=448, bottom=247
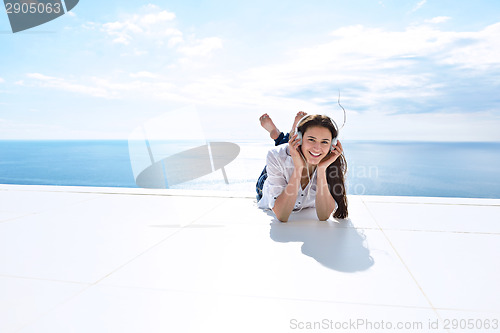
left=101, top=5, right=176, bottom=45
left=17, top=17, right=500, bottom=141
left=425, top=16, right=451, bottom=24
left=0, top=77, right=5, bottom=83
left=26, top=21, right=500, bottom=104
left=21, top=21, right=500, bottom=114
left=0, top=118, right=60, bottom=139
left=23, top=73, right=114, bottom=98
left=140, top=10, right=175, bottom=25
left=411, top=0, right=427, bottom=13
left=168, top=36, right=184, bottom=47
left=21, top=72, right=182, bottom=101
left=230, top=22, right=500, bottom=112
left=177, top=37, right=223, bottom=57
left=26, top=73, right=57, bottom=80
left=343, top=109, right=500, bottom=141
left=129, top=71, right=159, bottom=79
left=95, top=5, right=222, bottom=61
left=0, top=118, right=123, bottom=140
left=441, top=22, right=500, bottom=70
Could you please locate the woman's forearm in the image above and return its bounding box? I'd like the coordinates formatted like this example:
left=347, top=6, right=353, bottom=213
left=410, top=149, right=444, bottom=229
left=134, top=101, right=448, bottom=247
left=315, top=167, right=336, bottom=220
left=272, top=167, right=302, bottom=222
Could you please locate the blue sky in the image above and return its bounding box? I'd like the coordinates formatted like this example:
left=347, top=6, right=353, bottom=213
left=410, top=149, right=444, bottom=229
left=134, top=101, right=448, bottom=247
left=1, top=0, right=500, bottom=141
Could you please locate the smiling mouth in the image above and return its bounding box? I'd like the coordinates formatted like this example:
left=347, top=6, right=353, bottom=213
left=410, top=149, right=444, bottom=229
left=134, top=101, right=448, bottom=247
left=309, top=151, right=321, bottom=157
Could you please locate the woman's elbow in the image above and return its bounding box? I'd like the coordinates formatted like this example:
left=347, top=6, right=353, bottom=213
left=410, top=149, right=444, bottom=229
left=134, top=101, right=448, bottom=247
left=317, top=214, right=331, bottom=221
left=275, top=212, right=289, bottom=222
left=277, top=216, right=288, bottom=222
left=272, top=207, right=289, bottom=222
left=317, top=209, right=334, bottom=221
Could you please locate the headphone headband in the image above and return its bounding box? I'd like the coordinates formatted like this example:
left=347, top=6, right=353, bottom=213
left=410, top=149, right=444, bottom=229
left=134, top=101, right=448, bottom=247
left=294, top=114, right=339, bottom=133
left=293, top=90, right=346, bottom=138
left=293, top=114, right=339, bottom=148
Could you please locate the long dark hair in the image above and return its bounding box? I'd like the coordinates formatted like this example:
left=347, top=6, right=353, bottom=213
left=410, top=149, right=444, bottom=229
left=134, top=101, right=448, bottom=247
left=297, top=115, right=348, bottom=219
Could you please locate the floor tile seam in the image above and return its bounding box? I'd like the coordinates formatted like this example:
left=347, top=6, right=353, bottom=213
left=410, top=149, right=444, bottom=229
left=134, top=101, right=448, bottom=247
left=367, top=228, right=500, bottom=236
left=8, top=282, right=437, bottom=333
left=253, top=224, right=500, bottom=235
left=55, top=199, right=232, bottom=308
left=265, top=225, right=500, bottom=236
left=85, top=197, right=231, bottom=288
left=363, top=201, right=500, bottom=207
left=435, top=307, right=500, bottom=315
left=90, top=191, right=253, bottom=199
left=0, top=210, right=31, bottom=213
left=9, top=281, right=497, bottom=328
left=13, top=283, right=92, bottom=333
left=0, top=196, right=103, bottom=225
left=0, top=274, right=90, bottom=286
left=0, top=187, right=255, bottom=199
left=6, top=189, right=221, bottom=333
left=56, top=194, right=105, bottom=209
left=76, top=282, right=438, bottom=311
left=361, top=197, right=441, bottom=319
left=262, top=224, right=380, bottom=230
left=0, top=212, right=39, bottom=224
left=0, top=187, right=107, bottom=197
left=3, top=186, right=498, bottom=203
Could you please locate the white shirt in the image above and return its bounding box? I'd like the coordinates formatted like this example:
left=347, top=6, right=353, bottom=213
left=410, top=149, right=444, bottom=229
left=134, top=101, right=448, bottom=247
left=257, top=144, right=318, bottom=211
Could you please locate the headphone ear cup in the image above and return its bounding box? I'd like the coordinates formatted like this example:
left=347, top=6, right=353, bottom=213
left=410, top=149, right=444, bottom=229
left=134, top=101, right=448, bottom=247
left=296, top=131, right=303, bottom=145
left=331, top=137, right=337, bottom=150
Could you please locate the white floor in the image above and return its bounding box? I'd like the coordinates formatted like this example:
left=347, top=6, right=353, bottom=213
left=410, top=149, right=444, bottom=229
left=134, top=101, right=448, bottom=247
left=1, top=184, right=499, bottom=333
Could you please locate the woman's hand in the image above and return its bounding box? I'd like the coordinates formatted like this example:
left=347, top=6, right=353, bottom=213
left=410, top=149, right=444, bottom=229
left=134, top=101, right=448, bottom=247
left=288, top=133, right=306, bottom=170
left=318, top=140, right=343, bottom=170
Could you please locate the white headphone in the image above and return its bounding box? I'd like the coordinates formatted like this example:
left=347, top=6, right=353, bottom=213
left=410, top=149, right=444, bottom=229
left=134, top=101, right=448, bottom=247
left=292, top=90, right=346, bottom=151
left=289, top=91, right=346, bottom=214
left=293, top=115, right=339, bottom=151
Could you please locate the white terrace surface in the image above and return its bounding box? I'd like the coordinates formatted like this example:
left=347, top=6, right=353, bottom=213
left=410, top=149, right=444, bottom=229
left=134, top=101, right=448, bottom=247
left=1, top=184, right=499, bottom=333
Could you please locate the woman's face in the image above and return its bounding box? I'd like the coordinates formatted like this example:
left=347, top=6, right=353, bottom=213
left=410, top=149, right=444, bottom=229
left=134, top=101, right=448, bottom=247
left=299, top=126, right=333, bottom=165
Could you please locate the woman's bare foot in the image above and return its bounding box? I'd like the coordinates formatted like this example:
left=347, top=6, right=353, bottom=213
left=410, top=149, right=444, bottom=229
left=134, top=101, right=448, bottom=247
left=291, top=111, right=307, bottom=133
left=259, top=113, right=280, bottom=140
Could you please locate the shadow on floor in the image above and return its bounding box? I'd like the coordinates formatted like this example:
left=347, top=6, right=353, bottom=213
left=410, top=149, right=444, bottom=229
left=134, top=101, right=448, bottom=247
left=268, top=209, right=374, bottom=272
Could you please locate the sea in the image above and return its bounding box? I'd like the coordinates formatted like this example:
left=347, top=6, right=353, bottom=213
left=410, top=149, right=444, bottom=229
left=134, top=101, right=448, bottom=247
left=1, top=140, right=500, bottom=199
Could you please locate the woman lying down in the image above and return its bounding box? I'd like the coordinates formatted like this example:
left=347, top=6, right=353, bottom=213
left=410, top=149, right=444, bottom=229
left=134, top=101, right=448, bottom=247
left=256, top=112, right=348, bottom=222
